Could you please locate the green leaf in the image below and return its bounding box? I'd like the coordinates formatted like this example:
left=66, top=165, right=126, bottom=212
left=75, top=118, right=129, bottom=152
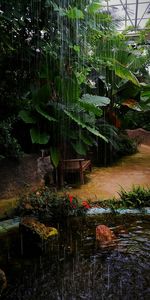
left=81, top=94, right=110, bottom=106
left=19, top=110, right=36, bottom=124
left=32, top=85, right=51, bottom=105
left=64, top=110, right=108, bottom=142
left=80, top=134, right=93, bottom=146
left=55, top=76, right=80, bottom=102
left=141, top=90, right=150, bottom=99
left=35, top=106, right=57, bottom=122
left=87, top=2, right=102, bottom=14
left=114, top=62, right=140, bottom=87
left=67, top=7, right=84, bottom=20
left=75, top=71, right=86, bottom=84
left=73, top=45, right=80, bottom=53
left=71, top=141, right=87, bottom=155
left=79, top=100, right=102, bottom=116
left=30, top=128, right=50, bottom=144
left=50, top=147, right=60, bottom=167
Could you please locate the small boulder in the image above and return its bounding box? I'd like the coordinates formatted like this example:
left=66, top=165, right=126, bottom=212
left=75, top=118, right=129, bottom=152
left=37, top=156, right=54, bottom=186
left=96, top=224, right=116, bottom=246
left=0, top=269, right=7, bottom=295
left=20, top=217, right=58, bottom=240
left=19, top=217, right=58, bottom=253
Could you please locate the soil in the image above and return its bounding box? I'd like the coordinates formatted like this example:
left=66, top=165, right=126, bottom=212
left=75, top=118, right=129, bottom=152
left=0, top=154, right=40, bottom=200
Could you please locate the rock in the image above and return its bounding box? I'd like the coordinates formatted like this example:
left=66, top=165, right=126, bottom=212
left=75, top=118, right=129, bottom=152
left=20, top=217, right=58, bottom=240
left=0, top=269, right=7, bottom=295
left=126, top=128, right=150, bottom=146
left=37, top=156, right=54, bottom=185
left=96, top=225, right=116, bottom=246
left=19, top=217, right=58, bottom=253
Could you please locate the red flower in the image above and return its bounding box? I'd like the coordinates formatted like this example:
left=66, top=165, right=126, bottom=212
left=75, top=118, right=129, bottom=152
left=82, top=201, right=91, bottom=209
left=68, top=194, right=73, bottom=204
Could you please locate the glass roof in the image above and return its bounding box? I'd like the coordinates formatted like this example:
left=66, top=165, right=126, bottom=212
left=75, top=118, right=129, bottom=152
left=101, top=0, right=150, bottom=32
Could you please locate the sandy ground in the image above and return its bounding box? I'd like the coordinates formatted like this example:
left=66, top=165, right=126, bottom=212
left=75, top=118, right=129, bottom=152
left=66, top=144, right=150, bottom=201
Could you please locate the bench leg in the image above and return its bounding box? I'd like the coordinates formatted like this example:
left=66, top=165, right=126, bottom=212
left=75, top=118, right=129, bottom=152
left=80, top=170, right=84, bottom=184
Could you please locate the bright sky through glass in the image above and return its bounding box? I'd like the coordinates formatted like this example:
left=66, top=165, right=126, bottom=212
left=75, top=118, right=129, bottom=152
left=101, top=0, right=150, bottom=31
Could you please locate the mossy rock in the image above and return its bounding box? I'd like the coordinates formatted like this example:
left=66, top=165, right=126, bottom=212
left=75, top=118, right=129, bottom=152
left=20, top=217, right=58, bottom=239
left=19, top=217, right=58, bottom=253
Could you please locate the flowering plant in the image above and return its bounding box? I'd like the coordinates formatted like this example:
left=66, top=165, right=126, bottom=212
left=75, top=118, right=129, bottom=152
left=16, top=187, right=90, bottom=221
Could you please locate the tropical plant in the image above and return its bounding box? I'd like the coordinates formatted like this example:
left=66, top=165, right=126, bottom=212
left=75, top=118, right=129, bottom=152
left=13, top=0, right=117, bottom=165
left=1, top=0, right=149, bottom=164
left=118, top=186, right=150, bottom=208
left=16, top=186, right=89, bottom=221
left=0, top=117, right=22, bottom=159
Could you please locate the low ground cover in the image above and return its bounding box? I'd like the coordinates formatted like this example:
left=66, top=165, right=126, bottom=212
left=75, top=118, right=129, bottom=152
left=15, top=186, right=150, bottom=222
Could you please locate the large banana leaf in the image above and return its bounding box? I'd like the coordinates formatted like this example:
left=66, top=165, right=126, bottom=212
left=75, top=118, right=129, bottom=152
left=78, top=100, right=102, bottom=116
left=71, top=141, right=87, bottom=156
left=54, top=76, right=80, bottom=103
left=115, top=65, right=140, bottom=87
left=35, top=105, right=57, bottom=122
left=64, top=110, right=108, bottom=142
left=50, top=147, right=60, bottom=167
left=81, top=94, right=110, bottom=106
left=19, top=110, right=36, bottom=124
left=30, top=128, right=50, bottom=144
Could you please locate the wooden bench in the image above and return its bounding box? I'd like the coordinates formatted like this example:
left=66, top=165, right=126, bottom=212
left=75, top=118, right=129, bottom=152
left=60, top=159, right=92, bottom=185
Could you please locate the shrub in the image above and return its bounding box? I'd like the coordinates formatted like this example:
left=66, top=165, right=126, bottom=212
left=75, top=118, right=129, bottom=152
left=117, top=133, right=138, bottom=156
left=118, top=186, right=150, bottom=208
left=0, top=117, right=22, bottom=159
left=16, top=187, right=90, bottom=222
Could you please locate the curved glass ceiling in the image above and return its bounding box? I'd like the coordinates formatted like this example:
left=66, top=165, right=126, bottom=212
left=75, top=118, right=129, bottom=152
left=102, top=0, right=150, bottom=32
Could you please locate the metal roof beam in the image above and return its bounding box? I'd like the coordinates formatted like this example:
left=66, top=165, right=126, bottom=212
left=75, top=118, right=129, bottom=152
left=102, top=2, right=150, bottom=8
left=119, top=0, right=134, bottom=27
left=135, top=0, right=139, bottom=30
left=137, top=3, right=150, bottom=27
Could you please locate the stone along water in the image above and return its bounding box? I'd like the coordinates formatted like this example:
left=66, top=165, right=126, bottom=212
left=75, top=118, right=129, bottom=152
left=0, top=213, right=150, bottom=300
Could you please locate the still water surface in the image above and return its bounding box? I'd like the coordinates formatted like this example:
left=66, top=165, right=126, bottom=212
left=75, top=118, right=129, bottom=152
left=0, top=214, right=150, bottom=300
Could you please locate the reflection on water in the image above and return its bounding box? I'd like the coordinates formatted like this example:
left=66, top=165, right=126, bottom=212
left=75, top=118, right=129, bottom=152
left=0, top=214, right=150, bottom=300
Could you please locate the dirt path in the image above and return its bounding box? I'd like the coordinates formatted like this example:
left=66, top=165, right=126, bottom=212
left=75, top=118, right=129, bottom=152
left=0, top=143, right=149, bottom=219
left=68, top=144, right=150, bottom=201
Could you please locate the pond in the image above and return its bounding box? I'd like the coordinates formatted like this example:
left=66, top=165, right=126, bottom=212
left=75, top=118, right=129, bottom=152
left=0, top=213, right=150, bottom=300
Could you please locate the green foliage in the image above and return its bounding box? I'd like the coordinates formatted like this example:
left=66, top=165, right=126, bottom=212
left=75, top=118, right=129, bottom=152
left=0, top=117, right=22, bottom=159
left=16, top=187, right=89, bottom=221
left=19, top=110, right=37, bottom=124
left=1, top=0, right=149, bottom=164
left=87, top=2, right=102, bottom=14
left=114, top=61, right=140, bottom=87
left=118, top=186, right=150, bottom=208
left=81, top=94, right=110, bottom=106
left=67, top=7, right=84, bottom=20
left=123, top=110, right=150, bottom=131
left=92, top=120, right=138, bottom=166
left=64, top=110, right=108, bottom=142
left=117, top=133, right=138, bottom=156
left=50, top=147, right=60, bottom=167
left=30, top=128, right=50, bottom=144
